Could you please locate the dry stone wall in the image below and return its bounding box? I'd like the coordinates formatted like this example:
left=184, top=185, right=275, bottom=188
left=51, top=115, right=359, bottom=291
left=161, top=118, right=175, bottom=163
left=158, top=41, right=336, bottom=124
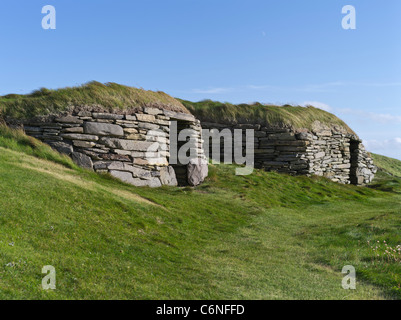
left=17, top=107, right=207, bottom=187
left=201, top=120, right=376, bottom=185
left=8, top=105, right=376, bottom=186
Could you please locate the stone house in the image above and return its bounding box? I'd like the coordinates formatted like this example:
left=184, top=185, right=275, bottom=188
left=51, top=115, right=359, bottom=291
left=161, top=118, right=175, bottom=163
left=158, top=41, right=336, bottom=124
left=15, top=106, right=208, bottom=187
left=200, top=119, right=376, bottom=185
left=3, top=84, right=376, bottom=187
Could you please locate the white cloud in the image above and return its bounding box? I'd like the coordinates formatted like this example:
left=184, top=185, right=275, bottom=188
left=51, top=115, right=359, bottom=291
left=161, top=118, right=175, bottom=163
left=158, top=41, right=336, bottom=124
left=363, top=138, right=401, bottom=160
left=296, top=81, right=401, bottom=93
left=337, top=108, right=401, bottom=124
left=191, top=81, right=401, bottom=95
left=191, top=87, right=234, bottom=94
left=367, top=113, right=401, bottom=124
left=301, top=101, right=333, bottom=112
left=246, top=84, right=280, bottom=90
left=364, top=137, right=401, bottom=151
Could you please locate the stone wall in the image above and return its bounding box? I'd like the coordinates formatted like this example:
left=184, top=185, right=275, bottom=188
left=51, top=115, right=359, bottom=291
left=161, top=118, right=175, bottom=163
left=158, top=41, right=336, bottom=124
left=8, top=106, right=376, bottom=186
left=17, top=107, right=208, bottom=187
left=201, top=120, right=376, bottom=185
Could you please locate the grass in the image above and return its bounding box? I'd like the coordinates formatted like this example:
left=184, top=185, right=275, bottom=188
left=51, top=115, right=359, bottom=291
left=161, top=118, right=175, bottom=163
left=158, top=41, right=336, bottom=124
left=1, top=81, right=354, bottom=135
left=0, top=81, right=188, bottom=120
left=0, top=123, right=77, bottom=169
left=0, top=129, right=400, bottom=299
left=179, top=99, right=354, bottom=133
left=371, top=153, right=401, bottom=177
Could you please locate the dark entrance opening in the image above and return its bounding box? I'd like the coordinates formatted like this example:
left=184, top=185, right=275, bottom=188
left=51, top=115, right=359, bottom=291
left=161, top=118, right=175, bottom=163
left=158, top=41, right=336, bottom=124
left=169, top=119, right=192, bottom=186
left=349, top=139, right=360, bottom=185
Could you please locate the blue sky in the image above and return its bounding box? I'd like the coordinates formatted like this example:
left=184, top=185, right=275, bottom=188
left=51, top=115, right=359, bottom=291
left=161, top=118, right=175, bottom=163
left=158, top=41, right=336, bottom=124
left=1, top=0, right=401, bottom=159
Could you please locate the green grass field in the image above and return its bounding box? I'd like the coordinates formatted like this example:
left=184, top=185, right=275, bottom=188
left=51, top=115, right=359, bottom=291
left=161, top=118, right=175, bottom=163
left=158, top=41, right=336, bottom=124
left=0, top=127, right=400, bottom=299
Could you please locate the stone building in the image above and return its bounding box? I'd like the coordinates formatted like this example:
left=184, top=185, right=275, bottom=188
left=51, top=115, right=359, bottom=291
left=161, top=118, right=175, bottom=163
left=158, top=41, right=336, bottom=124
left=2, top=83, right=376, bottom=187
left=200, top=118, right=376, bottom=185
left=15, top=106, right=208, bottom=187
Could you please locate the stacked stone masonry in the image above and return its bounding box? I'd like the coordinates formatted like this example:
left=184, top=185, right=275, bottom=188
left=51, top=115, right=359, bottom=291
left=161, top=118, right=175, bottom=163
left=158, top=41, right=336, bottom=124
left=12, top=107, right=376, bottom=187
left=201, top=120, right=376, bottom=185
left=19, top=107, right=208, bottom=188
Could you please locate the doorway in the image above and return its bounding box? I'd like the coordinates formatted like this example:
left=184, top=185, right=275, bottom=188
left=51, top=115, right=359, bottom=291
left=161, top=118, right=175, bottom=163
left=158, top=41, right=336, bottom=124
left=349, top=139, right=360, bottom=184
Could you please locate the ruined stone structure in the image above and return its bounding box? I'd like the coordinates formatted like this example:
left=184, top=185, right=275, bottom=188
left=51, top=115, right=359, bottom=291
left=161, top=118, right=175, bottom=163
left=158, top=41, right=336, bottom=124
left=4, top=83, right=376, bottom=187
left=201, top=120, right=376, bottom=185
left=14, top=108, right=377, bottom=186
left=16, top=107, right=208, bottom=187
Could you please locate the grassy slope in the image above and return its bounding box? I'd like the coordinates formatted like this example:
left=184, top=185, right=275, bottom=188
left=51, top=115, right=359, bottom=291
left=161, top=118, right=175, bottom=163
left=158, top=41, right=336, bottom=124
left=0, top=82, right=187, bottom=119
left=1, top=130, right=401, bottom=299
left=179, top=99, right=354, bottom=133
left=372, top=153, right=401, bottom=178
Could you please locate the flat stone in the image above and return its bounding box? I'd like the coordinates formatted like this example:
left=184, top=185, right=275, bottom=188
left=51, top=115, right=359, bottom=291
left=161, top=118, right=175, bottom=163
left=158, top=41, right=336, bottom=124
left=135, top=157, right=168, bottom=166
left=237, top=124, right=261, bottom=130
left=296, top=132, right=313, bottom=140
left=62, top=127, right=84, bottom=133
left=77, top=111, right=92, bottom=117
left=334, top=163, right=351, bottom=169
left=24, top=126, right=43, bottom=132
left=108, top=162, right=152, bottom=178
left=254, top=149, right=275, bottom=154
left=93, top=161, right=112, bottom=170
left=163, top=110, right=196, bottom=122
left=61, top=133, right=99, bottom=141
left=125, top=115, right=137, bottom=120
left=99, top=138, right=154, bottom=151
left=92, top=113, right=124, bottom=120
left=144, top=107, right=163, bottom=115
left=56, top=116, right=83, bottom=124
left=72, top=152, right=93, bottom=170
left=276, top=146, right=306, bottom=152
left=73, top=140, right=96, bottom=148
left=268, top=133, right=296, bottom=140
left=84, top=122, right=124, bottom=137
left=316, top=130, right=332, bottom=137
left=113, top=149, right=133, bottom=155
left=138, top=122, right=160, bottom=130
left=136, top=114, right=156, bottom=122
left=147, top=177, right=162, bottom=188
left=48, top=141, right=73, bottom=155
left=160, top=166, right=178, bottom=186
left=314, top=152, right=326, bottom=159
left=125, top=134, right=146, bottom=140
left=123, top=128, right=138, bottom=134
left=109, top=170, right=161, bottom=187
left=109, top=170, right=136, bottom=184
left=254, top=131, right=267, bottom=137
left=100, top=153, right=131, bottom=162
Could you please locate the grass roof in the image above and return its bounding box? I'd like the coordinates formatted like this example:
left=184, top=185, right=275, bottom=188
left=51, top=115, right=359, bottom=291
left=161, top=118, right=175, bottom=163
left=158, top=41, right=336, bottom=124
left=0, top=81, right=354, bottom=134
left=0, top=81, right=189, bottom=120
left=179, top=99, right=354, bottom=133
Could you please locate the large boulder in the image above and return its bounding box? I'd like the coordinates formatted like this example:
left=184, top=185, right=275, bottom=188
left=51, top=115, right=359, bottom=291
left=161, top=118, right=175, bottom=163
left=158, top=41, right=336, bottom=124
left=187, top=159, right=208, bottom=186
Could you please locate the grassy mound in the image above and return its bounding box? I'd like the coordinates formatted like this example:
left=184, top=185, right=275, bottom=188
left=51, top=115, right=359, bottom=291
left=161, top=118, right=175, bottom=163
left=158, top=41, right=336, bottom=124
left=0, top=81, right=188, bottom=120
left=371, top=153, right=401, bottom=177
left=180, top=99, right=354, bottom=133
left=0, top=129, right=400, bottom=299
